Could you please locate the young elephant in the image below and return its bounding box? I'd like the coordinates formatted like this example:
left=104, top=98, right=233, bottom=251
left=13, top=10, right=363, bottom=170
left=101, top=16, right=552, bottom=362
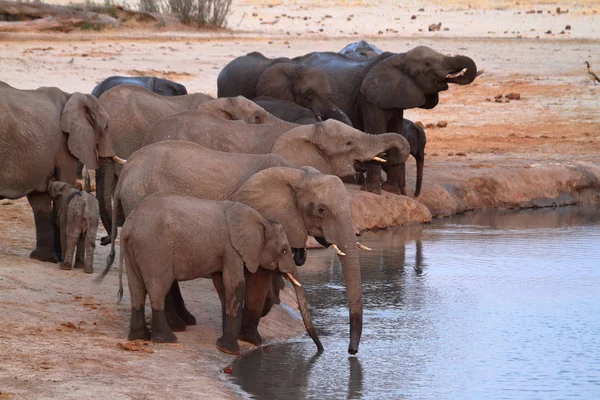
left=47, top=181, right=99, bottom=273
left=117, top=194, right=322, bottom=355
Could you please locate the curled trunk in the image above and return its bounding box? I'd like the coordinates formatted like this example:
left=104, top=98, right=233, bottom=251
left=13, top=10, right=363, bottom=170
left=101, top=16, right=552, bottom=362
left=444, top=55, right=478, bottom=85
left=325, top=104, right=353, bottom=127
left=373, top=133, right=411, bottom=166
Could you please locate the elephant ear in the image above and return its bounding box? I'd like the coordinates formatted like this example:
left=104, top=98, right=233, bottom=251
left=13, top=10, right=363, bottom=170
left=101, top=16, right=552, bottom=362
left=226, top=202, right=265, bottom=273
left=232, top=167, right=309, bottom=249
left=360, top=55, right=426, bottom=109
left=271, top=124, right=331, bottom=173
left=61, top=93, right=108, bottom=170
left=256, top=63, right=296, bottom=102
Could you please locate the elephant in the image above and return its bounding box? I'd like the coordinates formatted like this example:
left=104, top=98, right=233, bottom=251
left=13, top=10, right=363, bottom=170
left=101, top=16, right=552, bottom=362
left=103, top=141, right=364, bottom=354
left=253, top=96, right=319, bottom=124
left=91, top=75, right=188, bottom=98
left=217, top=53, right=352, bottom=125
left=95, top=84, right=275, bottom=242
left=114, top=193, right=322, bottom=354
left=0, top=81, right=119, bottom=262
left=293, top=45, right=478, bottom=195
left=397, top=119, right=426, bottom=197
left=339, top=40, right=383, bottom=61
left=47, top=180, right=99, bottom=274
left=142, top=111, right=410, bottom=178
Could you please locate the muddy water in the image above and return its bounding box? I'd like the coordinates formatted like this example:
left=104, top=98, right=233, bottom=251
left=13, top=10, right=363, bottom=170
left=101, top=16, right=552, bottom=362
left=230, top=207, right=600, bottom=400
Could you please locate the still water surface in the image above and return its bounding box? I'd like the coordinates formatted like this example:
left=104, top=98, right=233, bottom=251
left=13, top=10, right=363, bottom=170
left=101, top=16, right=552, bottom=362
left=231, top=207, right=600, bottom=399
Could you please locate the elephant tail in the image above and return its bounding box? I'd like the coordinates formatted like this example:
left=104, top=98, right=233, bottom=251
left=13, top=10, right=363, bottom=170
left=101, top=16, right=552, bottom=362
left=95, top=191, right=120, bottom=282
left=117, top=236, right=125, bottom=303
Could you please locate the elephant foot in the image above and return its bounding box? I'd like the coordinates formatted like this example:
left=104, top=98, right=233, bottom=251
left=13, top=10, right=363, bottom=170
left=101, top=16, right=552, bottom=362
left=100, top=236, right=111, bottom=246
left=360, top=182, right=382, bottom=195
left=150, top=310, right=178, bottom=343
left=60, top=261, right=73, bottom=271
left=216, top=336, right=241, bottom=355
left=239, top=326, right=262, bottom=346
left=166, top=311, right=187, bottom=333
left=381, top=181, right=401, bottom=195
left=74, top=262, right=84, bottom=269
left=29, top=247, right=59, bottom=263
left=83, top=265, right=93, bottom=274
left=178, top=309, right=197, bottom=326
left=129, top=308, right=151, bottom=340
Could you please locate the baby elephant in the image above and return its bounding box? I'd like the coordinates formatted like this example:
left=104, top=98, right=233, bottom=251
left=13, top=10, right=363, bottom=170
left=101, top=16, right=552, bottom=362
left=48, top=181, right=99, bottom=273
left=115, top=194, right=321, bottom=355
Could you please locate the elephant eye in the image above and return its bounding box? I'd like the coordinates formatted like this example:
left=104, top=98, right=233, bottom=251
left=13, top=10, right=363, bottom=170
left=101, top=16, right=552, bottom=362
left=346, top=140, right=353, bottom=146
left=305, top=89, right=313, bottom=97
left=281, top=248, right=287, bottom=255
left=317, top=207, right=326, bottom=217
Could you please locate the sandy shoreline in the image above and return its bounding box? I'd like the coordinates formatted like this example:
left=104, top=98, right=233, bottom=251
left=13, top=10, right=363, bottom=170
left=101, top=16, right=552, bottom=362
left=1, top=1, right=600, bottom=398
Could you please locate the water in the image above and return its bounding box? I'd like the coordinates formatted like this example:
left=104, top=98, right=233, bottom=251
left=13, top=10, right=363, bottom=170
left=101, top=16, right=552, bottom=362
left=230, top=207, right=600, bottom=400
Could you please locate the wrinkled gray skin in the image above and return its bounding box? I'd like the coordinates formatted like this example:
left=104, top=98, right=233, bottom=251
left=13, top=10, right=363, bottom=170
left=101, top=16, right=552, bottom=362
left=217, top=53, right=352, bottom=125
left=116, top=194, right=322, bottom=354
left=339, top=40, right=383, bottom=61
left=253, top=96, right=319, bottom=125
left=294, top=45, right=478, bottom=196
left=104, top=141, right=364, bottom=354
left=0, top=81, right=115, bottom=263
left=47, top=181, right=99, bottom=274
left=91, top=76, right=188, bottom=98
left=142, top=111, right=410, bottom=178
left=398, top=119, right=427, bottom=197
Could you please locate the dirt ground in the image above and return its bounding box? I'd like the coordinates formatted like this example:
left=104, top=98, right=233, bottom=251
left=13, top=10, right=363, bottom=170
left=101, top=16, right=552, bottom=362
left=1, top=1, right=600, bottom=398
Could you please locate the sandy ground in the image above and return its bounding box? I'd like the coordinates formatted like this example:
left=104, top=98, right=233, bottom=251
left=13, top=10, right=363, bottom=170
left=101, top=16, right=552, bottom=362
left=1, top=1, right=600, bottom=398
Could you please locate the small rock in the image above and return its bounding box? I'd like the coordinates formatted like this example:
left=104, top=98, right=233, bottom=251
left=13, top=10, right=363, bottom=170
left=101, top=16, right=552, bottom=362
left=319, top=28, right=324, bottom=32
left=526, top=10, right=535, bottom=14
left=377, top=30, right=383, bottom=34
left=545, top=30, right=552, bottom=34
left=436, top=120, right=448, bottom=128
left=494, top=98, right=503, bottom=103
left=283, top=40, right=289, bottom=45
left=418, top=8, right=425, bottom=12
left=252, top=12, right=257, bottom=17
left=565, top=25, right=571, bottom=30
left=537, top=10, right=543, bottom=14
left=540, top=135, right=550, bottom=139
left=268, top=41, right=273, bottom=44
left=560, top=30, right=565, bottom=34
left=485, top=97, right=491, bottom=101
left=425, top=123, right=436, bottom=129
left=456, top=152, right=467, bottom=156
left=431, top=153, right=438, bottom=156
left=411, top=15, right=417, bottom=20
left=428, top=22, right=442, bottom=32
left=494, top=94, right=503, bottom=99
left=222, top=366, right=233, bottom=374
left=418, top=29, right=423, bottom=32
left=448, top=152, right=454, bottom=156
left=443, top=27, right=449, bottom=31
left=505, top=92, right=520, bottom=100
left=561, top=136, right=567, bottom=139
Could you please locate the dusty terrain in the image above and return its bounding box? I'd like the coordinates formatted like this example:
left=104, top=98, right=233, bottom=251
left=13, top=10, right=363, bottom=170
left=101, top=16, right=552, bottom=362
left=1, top=0, right=600, bottom=398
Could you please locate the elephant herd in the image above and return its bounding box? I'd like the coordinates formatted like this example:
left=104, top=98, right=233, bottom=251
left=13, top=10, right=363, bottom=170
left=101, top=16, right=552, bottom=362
left=0, top=40, right=479, bottom=356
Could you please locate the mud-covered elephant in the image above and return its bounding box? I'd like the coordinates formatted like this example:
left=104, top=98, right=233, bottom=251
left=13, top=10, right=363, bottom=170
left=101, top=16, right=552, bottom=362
left=218, top=53, right=352, bottom=125
left=115, top=194, right=322, bottom=354
left=293, top=45, right=478, bottom=195
left=143, top=112, right=409, bottom=178
left=91, top=75, right=188, bottom=98
left=253, top=96, right=319, bottom=124
left=339, top=40, right=383, bottom=61
left=47, top=180, right=99, bottom=274
left=0, top=81, right=119, bottom=262
left=104, top=141, right=365, bottom=354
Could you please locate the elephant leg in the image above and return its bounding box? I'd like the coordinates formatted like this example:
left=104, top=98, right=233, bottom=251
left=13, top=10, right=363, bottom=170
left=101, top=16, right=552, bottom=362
left=164, top=289, right=187, bottom=332
left=168, top=281, right=196, bottom=326
left=27, top=192, right=58, bottom=263
left=52, top=201, right=63, bottom=261
left=148, top=282, right=177, bottom=343
left=128, top=265, right=150, bottom=341
left=382, top=164, right=404, bottom=195
left=361, top=164, right=383, bottom=194
left=74, top=239, right=85, bottom=269
left=239, top=268, right=272, bottom=346
left=216, top=271, right=244, bottom=355
left=83, top=231, right=95, bottom=274
left=128, top=307, right=150, bottom=341
left=61, top=229, right=80, bottom=271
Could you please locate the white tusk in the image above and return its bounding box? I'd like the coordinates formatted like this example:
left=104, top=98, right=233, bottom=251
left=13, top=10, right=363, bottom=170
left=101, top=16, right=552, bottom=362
left=476, top=68, right=485, bottom=77
left=332, top=244, right=346, bottom=256
left=445, top=68, right=467, bottom=79
left=316, top=116, right=323, bottom=122
left=286, top=272, right=302, bottom=287
left=372, top=156, right=386, bottom=163
left=112, top=155, right=127, bottom=165
left=356, top=242, right=371, bottom=251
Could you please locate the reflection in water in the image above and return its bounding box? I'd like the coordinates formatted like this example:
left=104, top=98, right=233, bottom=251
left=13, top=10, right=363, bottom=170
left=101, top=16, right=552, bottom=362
left=231, top=207, right=600, bottom=399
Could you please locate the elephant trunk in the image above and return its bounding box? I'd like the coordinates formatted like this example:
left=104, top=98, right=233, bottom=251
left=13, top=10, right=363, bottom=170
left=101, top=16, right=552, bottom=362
left=324, top=104, right=353, bottom=127
left=288, top=271, right=324, bottom=352
left=314, top=97, right=353, bottom=127
left=415, top=152, right=424, bottom=197
left=372, top=133, right=411, bottom=166
left=336, top=227, right=363, bottom=354
left=443, top=55, right=478, bottom=85
left=97, top=157, right=115, bottom=239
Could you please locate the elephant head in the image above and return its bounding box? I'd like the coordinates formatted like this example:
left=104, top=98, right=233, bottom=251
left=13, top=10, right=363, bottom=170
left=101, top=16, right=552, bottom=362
left=256, top=63, right=353, bottom=126
left=271, top=119, right=410, bottom=177
left=60, top=93, right=116, bottom=171
left=47, top=181, right=72, bottom=200
left=361, top=46, right=478, bottom=110
left=232, top=167, right=363, bottom=354
left=196, top=96, right=279, bottom=124
left=226, top=202, right=323, bottom=351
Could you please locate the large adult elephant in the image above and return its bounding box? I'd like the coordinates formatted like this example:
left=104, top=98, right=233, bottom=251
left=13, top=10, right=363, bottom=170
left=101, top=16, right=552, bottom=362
left=339, top=40, right=383, bottom=61
left=253, top=96, right=319, bottom=125
left=96, top=86, right=274, bottom=242
left=142, top=112, right=409, bottom=177
left=217, top=53, right=352, bottom=125
left=105, top=141, right=364, bottom=354
left=293, top=45, right=478, bottom=195
left=0, top=82, right=119, bottom=262
left=91, top=76, right=188, bottom=98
